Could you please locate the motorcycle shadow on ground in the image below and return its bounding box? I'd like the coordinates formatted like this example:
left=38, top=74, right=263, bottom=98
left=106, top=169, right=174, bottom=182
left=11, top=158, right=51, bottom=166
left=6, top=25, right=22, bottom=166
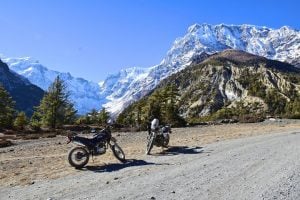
left=82, top=159, right=162, bottom=173
left=153, top=146, right=205, bottom=156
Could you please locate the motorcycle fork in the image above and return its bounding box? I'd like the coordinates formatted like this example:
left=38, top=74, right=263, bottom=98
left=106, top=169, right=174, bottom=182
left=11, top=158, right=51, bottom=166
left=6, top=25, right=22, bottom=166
left=89, top=148, right=95, bottom=162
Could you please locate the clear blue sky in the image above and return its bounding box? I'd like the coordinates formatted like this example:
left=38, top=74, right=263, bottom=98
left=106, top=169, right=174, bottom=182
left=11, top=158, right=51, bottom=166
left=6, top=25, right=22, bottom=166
left=0, top=0, right=299, bottom=82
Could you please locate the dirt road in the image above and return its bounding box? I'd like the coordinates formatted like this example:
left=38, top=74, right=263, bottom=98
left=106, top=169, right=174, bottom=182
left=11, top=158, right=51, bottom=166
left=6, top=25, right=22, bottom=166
left=1, top=120, right=300, bottom=199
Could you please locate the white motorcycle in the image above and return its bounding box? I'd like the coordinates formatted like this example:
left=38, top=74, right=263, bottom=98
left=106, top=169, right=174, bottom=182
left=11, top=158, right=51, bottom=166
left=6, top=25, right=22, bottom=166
left=146, top=118, right=171, bottom=155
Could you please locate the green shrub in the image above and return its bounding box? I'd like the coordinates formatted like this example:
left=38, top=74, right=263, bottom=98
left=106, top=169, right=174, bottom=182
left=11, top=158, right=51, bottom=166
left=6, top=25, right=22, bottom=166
left=13, top=112, right=28, bottom=130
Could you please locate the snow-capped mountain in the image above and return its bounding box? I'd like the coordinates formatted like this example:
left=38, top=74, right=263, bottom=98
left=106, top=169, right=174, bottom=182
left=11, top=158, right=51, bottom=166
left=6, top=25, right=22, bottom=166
left=175, top=23, right=300, bottom=66
left=99, top=67, right=153, bottom=115
left=118, top=50, right=300, bottom=121
left=100, top=23, right=300, bottom=115
left=2, top=57, right=106, bottom=114
left=3, top=23, right=299, bottom=116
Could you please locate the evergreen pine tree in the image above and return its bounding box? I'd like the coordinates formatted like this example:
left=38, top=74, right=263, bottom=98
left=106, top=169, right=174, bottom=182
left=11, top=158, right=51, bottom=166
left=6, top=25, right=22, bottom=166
left=14, top=112, right=28, bottom=130
left=89, top=108, right=99, bottom=124
left=32, top=76, right=77, bottom=128
left=98, top=108, right=110, bottom=125
left=164, top=84, right=185, bottom=126
left=64, top=102, right=77, bottom=124
left=147, top=90, right=163, bottom=121
left=0, top=84, right=15, bottom=128
left=30, top=109, right=42, bottom=130
left=135, top=102, right=142, bottom=130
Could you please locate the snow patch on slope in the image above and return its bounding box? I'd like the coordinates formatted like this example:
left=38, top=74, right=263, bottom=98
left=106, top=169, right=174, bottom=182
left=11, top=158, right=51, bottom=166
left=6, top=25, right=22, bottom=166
left=2, top=24, right=299, bottom=116
left=2, top=57, right=106, bottom=114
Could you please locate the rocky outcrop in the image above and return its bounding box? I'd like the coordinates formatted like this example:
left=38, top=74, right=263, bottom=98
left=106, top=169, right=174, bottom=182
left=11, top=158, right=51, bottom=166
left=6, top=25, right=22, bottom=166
left=157, top=50, right=300, bottom=118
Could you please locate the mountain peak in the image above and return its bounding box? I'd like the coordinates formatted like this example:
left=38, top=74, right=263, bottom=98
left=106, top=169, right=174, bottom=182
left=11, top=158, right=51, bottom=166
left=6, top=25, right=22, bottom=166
left=187, top=23, right=205, bottom=33
left=4, top=23, right=299, bottom=116
left=205, top=49, right=266, bottom=63
left=101, top=23, right=300, bottom=115
left=280, top=25, right=297, bottom=31
left=2, top=58, right=106, bottom=114
left=3, top=56, right=38, bottom=64
left=187, top=23, right=270, bottom=34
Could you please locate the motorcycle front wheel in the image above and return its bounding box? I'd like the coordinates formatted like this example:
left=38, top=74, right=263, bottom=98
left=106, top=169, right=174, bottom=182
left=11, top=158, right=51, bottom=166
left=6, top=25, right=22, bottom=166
left=146, top=134, right=155, bottom=155
left=163, top=134, right=170, bottom=147
left=112, top=144, right=126, bottom=163
left=68, top=146, right=89, bottom=169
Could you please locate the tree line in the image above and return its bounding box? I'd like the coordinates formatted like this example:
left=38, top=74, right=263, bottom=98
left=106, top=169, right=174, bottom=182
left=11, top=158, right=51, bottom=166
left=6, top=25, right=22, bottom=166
left=4, top=73, right=298, bottom=131
left=0, top=76, right=110, bottom=130
left=117, top=84, right=186, bottom=130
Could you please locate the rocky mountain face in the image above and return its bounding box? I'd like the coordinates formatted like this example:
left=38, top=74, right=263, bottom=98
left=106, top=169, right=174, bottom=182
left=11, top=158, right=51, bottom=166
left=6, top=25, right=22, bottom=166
left=3, top=24, right=299, bottom=116
left=172, top=24, right=300, bottom=66
left=0, top=59, right=44, bottom=116
left=155, top=50, right=300, bottom=118
left=2, top=57, right=105, bottom=115
left=100, top=24, right=300, bottom=115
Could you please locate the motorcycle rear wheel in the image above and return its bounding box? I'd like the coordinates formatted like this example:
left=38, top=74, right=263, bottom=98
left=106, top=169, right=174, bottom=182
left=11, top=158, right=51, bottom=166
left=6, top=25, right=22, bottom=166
left=112, top=144, right=126, bottom=163
left=68, top=146, right=89, bottom=169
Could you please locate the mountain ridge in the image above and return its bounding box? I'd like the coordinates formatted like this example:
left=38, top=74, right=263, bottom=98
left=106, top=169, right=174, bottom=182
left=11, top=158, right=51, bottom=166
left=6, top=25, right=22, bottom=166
left=100, top=23, right=300, bottom=115
left=3, top=23, right=299, bottom=116
left=2, top=57, right=106, bottom=115
left=0, top=59, right=44, bottom=116
left=118, top=50, right=300, bottom=123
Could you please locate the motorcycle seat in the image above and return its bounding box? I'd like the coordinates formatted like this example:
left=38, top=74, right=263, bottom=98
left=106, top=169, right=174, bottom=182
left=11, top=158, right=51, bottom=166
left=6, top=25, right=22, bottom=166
left=73, top=132, right=108, bottom=147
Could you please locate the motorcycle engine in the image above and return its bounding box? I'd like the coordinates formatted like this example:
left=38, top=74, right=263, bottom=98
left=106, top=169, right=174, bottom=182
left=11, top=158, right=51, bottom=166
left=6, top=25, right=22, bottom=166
left=95, top=142, right=106, bottom=155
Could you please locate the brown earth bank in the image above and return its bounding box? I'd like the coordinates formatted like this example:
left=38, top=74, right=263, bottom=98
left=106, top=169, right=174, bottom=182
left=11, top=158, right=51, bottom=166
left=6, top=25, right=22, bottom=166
left=0, top=119, right=300, bottom=187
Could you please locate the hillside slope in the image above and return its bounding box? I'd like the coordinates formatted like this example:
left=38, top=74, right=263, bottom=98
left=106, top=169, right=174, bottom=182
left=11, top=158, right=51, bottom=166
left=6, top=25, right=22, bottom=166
left=120, top=50, right=300, bottom=123
left=0, top=59, right=44, bottom=116
left=3, top=24, right=300, bottom=116
left=100, top=23, right=300, bottom=115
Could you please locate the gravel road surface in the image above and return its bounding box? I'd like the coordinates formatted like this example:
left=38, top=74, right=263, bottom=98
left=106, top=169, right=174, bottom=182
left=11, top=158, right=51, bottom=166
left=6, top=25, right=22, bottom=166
left=1, top=129, right=300, bottom=200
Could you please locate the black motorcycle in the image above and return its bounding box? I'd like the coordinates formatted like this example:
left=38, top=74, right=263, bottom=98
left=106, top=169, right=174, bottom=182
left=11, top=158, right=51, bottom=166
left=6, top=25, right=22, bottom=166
left=146, top=125, right=171, bottom=155
left=67, top=126, right=126, bottom=169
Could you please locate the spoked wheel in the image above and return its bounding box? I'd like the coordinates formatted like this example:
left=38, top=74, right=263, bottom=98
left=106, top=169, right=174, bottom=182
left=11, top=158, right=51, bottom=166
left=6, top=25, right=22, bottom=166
left=68, top=146, right=89, bottom=169
left=112, top=143, right=126, bottom=163
left=163, top=134, right=170, bottom=147
left=146, top=134, right=155, bottom=155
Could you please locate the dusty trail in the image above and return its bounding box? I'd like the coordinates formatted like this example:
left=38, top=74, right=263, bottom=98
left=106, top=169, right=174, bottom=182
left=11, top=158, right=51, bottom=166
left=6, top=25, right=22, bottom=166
left=1, top=120, right=300, bottom=200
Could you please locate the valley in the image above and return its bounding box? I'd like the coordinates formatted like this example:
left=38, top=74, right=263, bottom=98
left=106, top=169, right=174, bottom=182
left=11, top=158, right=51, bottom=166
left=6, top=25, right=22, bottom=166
left=0, top=2, right=299, bottom=199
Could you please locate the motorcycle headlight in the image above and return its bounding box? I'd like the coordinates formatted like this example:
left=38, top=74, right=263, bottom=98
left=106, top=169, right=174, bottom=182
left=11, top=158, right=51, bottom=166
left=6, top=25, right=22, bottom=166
left=162, top=127, right=169, bottom=133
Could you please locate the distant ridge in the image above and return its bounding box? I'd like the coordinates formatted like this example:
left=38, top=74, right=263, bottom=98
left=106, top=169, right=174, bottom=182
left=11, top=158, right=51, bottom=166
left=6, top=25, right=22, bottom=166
left=3, top=23, right=300, bottom=116
left=0, top=59, right=44, bottom=116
